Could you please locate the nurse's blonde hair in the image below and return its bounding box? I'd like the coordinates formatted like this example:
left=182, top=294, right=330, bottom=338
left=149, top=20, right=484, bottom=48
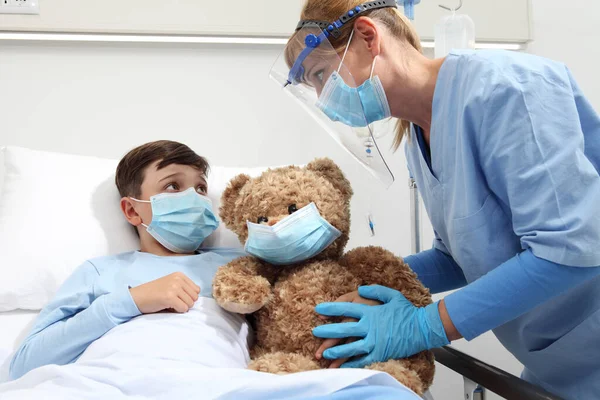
left=285, top=0, right=422, bottom=150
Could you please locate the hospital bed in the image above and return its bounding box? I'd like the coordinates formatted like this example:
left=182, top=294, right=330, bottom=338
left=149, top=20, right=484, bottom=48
left=410, top=179, right=564, bottom=400
left=0, top=146, right=563, bottom=399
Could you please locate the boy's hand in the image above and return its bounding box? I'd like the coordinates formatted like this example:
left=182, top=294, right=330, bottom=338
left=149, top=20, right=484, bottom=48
left=129, top=272, right=201, bottom=314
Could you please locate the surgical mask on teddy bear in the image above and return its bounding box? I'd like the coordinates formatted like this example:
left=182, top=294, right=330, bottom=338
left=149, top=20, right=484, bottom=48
left=245, top=203, right=341, bottom=266
left=130, top=187, right=219, bottom=253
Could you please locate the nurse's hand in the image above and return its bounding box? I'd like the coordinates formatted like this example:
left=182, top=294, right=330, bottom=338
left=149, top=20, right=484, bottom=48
left=315, top=290, right=381, bottom=368
left=312, top=285, right=450, bottom=368
left=130, top=272, right=201, bottom=314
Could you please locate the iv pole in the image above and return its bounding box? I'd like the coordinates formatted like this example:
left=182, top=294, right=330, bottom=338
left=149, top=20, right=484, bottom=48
left=409, top=178, right=421, bottom=254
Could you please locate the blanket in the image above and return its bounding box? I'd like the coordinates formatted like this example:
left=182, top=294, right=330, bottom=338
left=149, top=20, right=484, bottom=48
left=0, top=298, right=420, bottom=399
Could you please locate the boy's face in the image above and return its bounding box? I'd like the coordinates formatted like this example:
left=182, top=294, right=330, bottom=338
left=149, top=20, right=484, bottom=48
left=120, top=161, right=208, bottom=244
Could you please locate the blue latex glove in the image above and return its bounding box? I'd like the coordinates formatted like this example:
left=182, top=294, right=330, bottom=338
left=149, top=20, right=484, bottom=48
left=313, top=285, right=449, bottom=368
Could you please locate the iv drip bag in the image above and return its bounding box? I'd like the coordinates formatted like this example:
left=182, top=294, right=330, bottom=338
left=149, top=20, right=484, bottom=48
left=435, top=7, right=475, bottom=58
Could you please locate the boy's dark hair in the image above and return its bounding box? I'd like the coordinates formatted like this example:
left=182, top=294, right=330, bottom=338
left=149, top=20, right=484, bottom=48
left=115, top=140, right=209, bottom=198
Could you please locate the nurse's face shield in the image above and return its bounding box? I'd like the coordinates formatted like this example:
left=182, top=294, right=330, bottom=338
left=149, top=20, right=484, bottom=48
left=269, top=25, right=395, bottom=188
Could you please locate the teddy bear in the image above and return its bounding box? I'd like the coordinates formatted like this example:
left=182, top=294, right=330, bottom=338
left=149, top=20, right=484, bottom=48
left=212, top=158, right=435, bottom=395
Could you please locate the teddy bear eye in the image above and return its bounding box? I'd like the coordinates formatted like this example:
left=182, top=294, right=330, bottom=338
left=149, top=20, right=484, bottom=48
left=257, top=216, right=268, bottom=224
left=288, top=204, right=298, bottom=214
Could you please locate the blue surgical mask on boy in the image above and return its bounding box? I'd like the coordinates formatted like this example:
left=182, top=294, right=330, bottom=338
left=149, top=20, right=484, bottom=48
left=316, top=30, right=391, bottom=128
left=244, top=203, right=341, bottom=265
left=131, top=187, right=219, bottom=253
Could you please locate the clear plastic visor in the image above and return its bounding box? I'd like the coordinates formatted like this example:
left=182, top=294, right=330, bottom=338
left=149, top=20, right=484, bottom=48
left=269, top=26, right=394, bottom=187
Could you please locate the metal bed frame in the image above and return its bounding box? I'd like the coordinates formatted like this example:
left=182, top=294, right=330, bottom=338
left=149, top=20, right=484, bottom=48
left=408, top=179, right=564, bottom=400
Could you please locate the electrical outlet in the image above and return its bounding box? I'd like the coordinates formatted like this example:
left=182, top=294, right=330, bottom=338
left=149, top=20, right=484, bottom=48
left=0, top=0, right=39, bottom=15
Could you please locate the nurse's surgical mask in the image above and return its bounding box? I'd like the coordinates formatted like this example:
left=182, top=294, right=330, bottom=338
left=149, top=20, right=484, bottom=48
left=316, top=30, right=391, bottom=128
left=130, top=187, right=219, bottom=253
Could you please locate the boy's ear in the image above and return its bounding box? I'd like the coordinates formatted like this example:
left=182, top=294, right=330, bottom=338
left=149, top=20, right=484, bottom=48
left=120, top=197, right=143, bottom=227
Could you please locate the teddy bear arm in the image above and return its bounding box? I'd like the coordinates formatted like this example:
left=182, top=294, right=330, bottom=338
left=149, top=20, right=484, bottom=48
left=212, top=256, right=277, bottom=314
left=340, top=246, right=432, bottom=307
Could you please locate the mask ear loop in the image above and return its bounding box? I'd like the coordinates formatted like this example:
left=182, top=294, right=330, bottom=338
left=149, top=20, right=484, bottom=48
left=338, top=29, right=356, bottom=73
left=338, top=28, right=379, bottom=84
left=129, top=197, right=151, bottom=229
left=370, top=55, right=378, bottom=80
left=129, top=197, right=150, bottom=203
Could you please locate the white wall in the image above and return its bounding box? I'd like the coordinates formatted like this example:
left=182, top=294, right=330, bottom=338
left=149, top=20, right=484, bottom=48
left=528, top=0, right=600, bottom=110
left=0, top=1, right=597, bottom=398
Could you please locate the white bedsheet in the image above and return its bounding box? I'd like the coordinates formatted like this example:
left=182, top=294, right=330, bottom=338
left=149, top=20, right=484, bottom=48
left=0, top=298, right=419, bottom=399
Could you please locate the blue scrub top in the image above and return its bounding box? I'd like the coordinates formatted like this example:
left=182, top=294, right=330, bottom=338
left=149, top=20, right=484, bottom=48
left=405, top=49, right=600, bottom=398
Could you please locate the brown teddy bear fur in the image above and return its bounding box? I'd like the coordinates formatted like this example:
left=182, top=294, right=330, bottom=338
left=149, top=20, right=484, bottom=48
left=212, top=158, right=435, bottom=395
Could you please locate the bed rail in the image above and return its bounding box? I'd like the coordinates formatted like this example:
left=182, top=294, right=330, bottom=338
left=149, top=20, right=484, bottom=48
left=432, top=346, right=563, bottom=400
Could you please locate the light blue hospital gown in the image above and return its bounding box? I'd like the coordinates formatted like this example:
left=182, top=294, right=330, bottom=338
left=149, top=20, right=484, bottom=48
left=405, top=50, right=600, bottom=398
left=8, top=248, right=246, bottom=381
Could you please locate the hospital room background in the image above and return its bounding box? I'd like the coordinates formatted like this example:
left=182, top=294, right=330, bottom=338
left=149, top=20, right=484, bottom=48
left=0, top=1, right=597, bottom=399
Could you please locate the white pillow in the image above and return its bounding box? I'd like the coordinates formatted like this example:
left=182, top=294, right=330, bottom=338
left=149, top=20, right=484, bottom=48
left=0, top=147, right=139, bottom=312
left=0, top=146, right=269, bottom=312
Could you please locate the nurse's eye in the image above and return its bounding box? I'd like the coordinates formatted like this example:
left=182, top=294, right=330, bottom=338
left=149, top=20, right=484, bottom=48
left=257, top=216, right=268, bottom=224
left=315, top=70, right=324, bottom=84
left=164, top=182, right=179, bottom=192
left=288, top=204, right=298, bottom=214
left=308, top=69, right=324, bottom=87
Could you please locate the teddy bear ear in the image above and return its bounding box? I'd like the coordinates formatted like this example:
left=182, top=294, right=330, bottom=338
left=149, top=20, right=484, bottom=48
left=306, top=158, right=353, bottom=199
left=219, top=173, right=251, bottom=226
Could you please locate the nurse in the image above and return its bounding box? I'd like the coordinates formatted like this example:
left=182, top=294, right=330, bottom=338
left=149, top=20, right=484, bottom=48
left=269, top=0, right=600, bottom=398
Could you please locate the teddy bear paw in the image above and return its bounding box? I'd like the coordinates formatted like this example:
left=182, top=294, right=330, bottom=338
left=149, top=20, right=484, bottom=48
left=213, top=270, right=273, bottom=314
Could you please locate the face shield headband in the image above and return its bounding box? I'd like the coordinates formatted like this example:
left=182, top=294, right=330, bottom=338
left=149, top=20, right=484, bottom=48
left=286, top=0, right=398, bottom=87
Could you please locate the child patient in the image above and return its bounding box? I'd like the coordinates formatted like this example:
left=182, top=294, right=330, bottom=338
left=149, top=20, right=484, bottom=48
left=9, top=140, right=248, bottom=380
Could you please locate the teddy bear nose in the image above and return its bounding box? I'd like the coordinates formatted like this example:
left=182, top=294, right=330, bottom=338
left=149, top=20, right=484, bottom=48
left=267, top=215, right=288, bottom=226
